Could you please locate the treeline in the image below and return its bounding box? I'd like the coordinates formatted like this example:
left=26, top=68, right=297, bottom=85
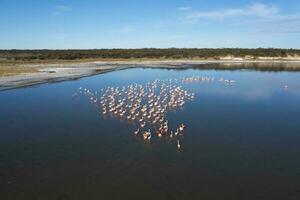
left=0, top=48, right=300, bottom=61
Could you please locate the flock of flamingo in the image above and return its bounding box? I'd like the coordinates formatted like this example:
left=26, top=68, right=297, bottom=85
left=76, top=76, right=235, bottom=150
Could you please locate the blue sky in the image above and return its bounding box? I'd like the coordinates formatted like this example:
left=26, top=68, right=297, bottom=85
left=0, top=0, right=300, bottom=49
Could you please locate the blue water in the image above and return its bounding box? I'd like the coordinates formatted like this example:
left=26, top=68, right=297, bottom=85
left=1, top=68, right=300, bottom=200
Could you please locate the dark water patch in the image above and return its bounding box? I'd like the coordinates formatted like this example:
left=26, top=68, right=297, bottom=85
left=0, top=68, right=300, bottom=199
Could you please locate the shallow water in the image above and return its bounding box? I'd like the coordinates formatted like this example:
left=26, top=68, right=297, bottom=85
left=1, top=67, right=300, bottom=200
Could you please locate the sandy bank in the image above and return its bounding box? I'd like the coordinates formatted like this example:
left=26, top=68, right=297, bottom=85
left=0, top=63, right=129, bottom=90
left=1, top=60, right=300, bottom=90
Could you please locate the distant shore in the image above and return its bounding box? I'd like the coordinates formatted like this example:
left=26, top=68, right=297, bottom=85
left=1, top=59, right=300, bottom=90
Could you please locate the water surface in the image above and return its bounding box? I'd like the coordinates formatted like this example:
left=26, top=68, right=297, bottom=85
left=1, top=67, right=300, bottom=200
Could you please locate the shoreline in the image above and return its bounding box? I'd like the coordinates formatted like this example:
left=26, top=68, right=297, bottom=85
left=1, top=59, right=300, bottom=90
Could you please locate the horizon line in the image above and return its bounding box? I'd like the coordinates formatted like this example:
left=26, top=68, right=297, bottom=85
left=1, top=47, right=300, bottom=51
